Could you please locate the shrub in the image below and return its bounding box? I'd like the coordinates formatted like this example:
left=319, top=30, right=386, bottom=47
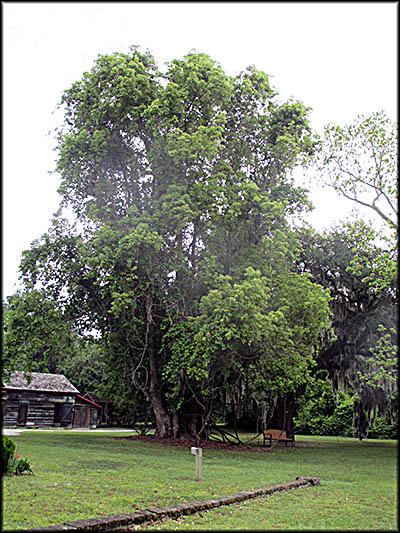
left=367, top=417, right=398, bottom=440
left=293, top=372, right=397, bottom=439
left=2, top=436, right=33, bottom=476
left=13, top=457, right=33, bottom=476
left=2, top=436, right=16, bottom=475
left=293, top=373, right=345, bottom=436
left=319, top=394, right=354, bottom=437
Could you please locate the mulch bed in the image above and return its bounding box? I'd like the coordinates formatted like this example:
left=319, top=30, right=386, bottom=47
left=113, top=434, right=274, bottom=452
left=113, top=434, right=323, bottom=451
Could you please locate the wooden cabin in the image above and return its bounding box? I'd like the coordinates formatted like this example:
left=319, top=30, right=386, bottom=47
left=2, top=371, right=101, bottom=429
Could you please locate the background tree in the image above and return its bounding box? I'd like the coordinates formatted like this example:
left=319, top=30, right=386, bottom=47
left=57, top=341, right=107, bottom=394
left=308, top=111, right=397, bottom=439
left=2, top=289, right=76, bottom=377
left=293, top=369, right=397, bottom=440
left=15, top=47, right=331, bottom=440
left=295, top=221, right=397, bottom=439
left=315, top=111, right=397, bottom=228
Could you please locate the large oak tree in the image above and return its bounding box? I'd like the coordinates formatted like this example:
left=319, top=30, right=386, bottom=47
left=12, top=48, right=331, bottom=440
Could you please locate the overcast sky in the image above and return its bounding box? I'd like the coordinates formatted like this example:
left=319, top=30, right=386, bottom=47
left=2, top=2, right=398, bottom=299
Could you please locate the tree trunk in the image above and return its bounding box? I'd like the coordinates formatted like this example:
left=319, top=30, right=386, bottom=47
left=147, top=320, right=206, bottom=440
left=267, top=392, right=298, bottom=438
left=147, top=321, right=172, bottom=437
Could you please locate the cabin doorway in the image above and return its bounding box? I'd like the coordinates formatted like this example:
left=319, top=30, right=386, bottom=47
left=17, top=402, right=28, bottom=426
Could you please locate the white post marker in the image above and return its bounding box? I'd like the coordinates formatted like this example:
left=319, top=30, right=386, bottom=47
left=191, top=447, right=202, bottom=481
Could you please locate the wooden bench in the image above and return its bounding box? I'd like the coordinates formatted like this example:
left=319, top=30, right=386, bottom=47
left=263, top=429, right=295, bottom=447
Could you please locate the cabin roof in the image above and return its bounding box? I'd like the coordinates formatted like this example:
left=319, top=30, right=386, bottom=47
left=3, top=371, right=79, bottom=394
left=76, top=394, right=102, bottom=409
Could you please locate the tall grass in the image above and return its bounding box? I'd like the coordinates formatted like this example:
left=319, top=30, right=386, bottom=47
left=2, top=431, right=397, bottom=530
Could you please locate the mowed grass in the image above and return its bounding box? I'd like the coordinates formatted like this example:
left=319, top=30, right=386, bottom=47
left=2, top=431, right=397, bottom=531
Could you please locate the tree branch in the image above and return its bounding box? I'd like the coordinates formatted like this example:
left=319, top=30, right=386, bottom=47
left=338, top=189, right=396, bottom=227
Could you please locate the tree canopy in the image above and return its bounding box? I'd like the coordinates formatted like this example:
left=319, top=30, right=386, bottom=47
left=8, top=48, right=331, bottom=440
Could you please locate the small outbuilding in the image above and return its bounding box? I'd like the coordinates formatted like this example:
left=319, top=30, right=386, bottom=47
left=2, top=371, right=101, bottom=429
left=82, top=392, right=113, bottom=426
left=73, top=394, right=102, bottom=428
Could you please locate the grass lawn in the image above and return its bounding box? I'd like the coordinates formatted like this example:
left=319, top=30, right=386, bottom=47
left=2, top=431, right=397, bottom=531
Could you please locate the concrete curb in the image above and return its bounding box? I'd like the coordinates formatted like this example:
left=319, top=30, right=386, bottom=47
left=26, top=477, right=320, bottom=532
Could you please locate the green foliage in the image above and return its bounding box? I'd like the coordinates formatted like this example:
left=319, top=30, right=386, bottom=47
left=315, top=111, right=397, bottom=228
left=296, top=221, right=397, bottom=439
left=2, top=436, right=33, bottom=476
left=2, top=289, right=78, bottom=377
left=10, top=46, right=331, bottom=437
left=311, top=114, right=398, bottom=438
left=2, top=436, right=16, bottom=473
left=11, top=456, right=33, bottom=476
left=294, top=372, right=397, bottom=439
left=96, top=349, right=154, bottom=427
left=357, top=324, right=397, bottom=394
left=345, top=219, right=397, bottom=295
left=294, top=375, right=354, bottom=437
left=163, top=265, right=330, bottom=420
left=367, top=416, right=398, bottom=440
left=56, top=340, right=108, bottom=394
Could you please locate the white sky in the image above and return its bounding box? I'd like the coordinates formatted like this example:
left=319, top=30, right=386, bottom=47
left=2, top=1, right=398, bottom=299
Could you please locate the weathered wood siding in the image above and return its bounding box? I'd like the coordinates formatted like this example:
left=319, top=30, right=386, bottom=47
left=2, top=390, right=75, bottom=428
left=73, top=404, right=95, bottom=428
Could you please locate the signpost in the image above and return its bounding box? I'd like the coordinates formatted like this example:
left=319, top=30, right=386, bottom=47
left=191, top=447, right=202, bottom=481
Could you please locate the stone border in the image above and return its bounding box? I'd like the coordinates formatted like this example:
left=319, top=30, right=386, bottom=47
left=27, top=477, right=320, bottom=532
